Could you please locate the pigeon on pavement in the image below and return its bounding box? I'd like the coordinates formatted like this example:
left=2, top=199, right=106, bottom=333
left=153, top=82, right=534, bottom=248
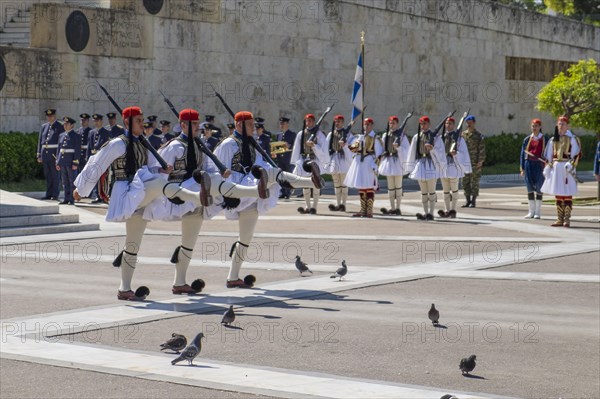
left=171, top=332, right=204, bottom=366
left=295, top=255, right=313, bottom=275
left=459, top=355, right=477, bottom=375
left=440, top=395, right=459, bottom=399
left=428, top=304, right=440, bottom=326
left=160, top=333, right=187, bottom=353
left=330, top=260, right=347, bottom=281
left=221, top=305, right=236, bottom=326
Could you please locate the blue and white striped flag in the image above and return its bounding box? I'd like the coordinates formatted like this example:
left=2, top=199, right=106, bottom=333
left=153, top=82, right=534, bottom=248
left=351, top=51, right=363, bottom=122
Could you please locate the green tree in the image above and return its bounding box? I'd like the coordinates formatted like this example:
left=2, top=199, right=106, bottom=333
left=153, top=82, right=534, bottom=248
left=544, top=0, right=600, bottom=24
left=494, top=0, right=548, bottom=11
left=537, top=59, right=600, bottom=132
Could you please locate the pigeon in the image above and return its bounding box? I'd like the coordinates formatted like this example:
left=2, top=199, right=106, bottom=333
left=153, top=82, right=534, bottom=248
left=159, top=333, right=187, bottom=353
left=459, top=355, right=477, bottom=375
left=221, top=305, right=235, bottom=325
left=295, top=255, right=312, bottom=275
left=330, top=260, right=347, bottom=280
left=428, top=303, right=440, bottom=326
left=440, top=395, right=459, bottom=399
left=171, top=332, right=204, bottom=366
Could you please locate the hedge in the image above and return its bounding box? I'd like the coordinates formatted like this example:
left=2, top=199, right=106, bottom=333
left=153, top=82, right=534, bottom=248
left=0, top=132, right=44, bottom=183
left=0, top=131, right=598, bottom=183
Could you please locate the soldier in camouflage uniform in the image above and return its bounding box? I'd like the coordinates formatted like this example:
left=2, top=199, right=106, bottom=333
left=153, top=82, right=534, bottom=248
left=461, top=115, right=485, bottom=208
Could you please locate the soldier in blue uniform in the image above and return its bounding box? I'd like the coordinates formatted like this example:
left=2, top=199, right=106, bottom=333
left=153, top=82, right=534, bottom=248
left=201, top=123, right=220, bottom=152
left=88, top=114, right=111, bottom=203
left=106, top=112, right=125, bottom=138
left=161, top=120, right=175, bottom=141
left=275, top=117, right=296, bottom=199
left=205, top=114, right=222, bottom=139
left=56, top=117, right=81, bottom=205
left=226, top=122, right=235, bottom=137
left=255, top=117, right=272, bottom=156
left=37, top=108, right=65, bottom=200
left=78, top=113, right=92, bottom=173
left=146, top=115, right=164, bottom=149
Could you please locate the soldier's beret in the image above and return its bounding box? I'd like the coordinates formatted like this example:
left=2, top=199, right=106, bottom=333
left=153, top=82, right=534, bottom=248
left=558, top=116, right=569, bottom=123
left=388, top=116, right=398, bottom=122
left=364, top=117, right=374, bottom=124
left=531, top=118, right=542, bottom=125
left=447, top=117, right=456, bottom=123
left=180, top=109, right=200, bottom=121
left=121, top=107, right=142, bottom=119
left=419, top=116, right=430, bottom=123
left=234, top=111, right=254, bottom=122
left=465, top=115, right=476, bottom=122
left=304, top=114, right=315, bottom=120
left=334, top=115, right=345, bottom=121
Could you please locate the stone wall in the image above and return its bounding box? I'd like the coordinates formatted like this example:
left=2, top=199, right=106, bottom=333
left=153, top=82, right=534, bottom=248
left=0, top=0, right=598, bottom=134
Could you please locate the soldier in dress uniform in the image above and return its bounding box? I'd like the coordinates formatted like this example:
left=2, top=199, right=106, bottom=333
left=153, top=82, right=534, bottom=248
left=146, top=116, right=164, bottom=149
left=37, top=108, right=65, bottom=200
left=276, top=117, right=296, bottom=199
left=407, top=116, right=447, bottom=220
left=344, top=118, right=383, bottom=218
left=290, top=113, right=330, bottom=214
left=214, top=111, right=322, bottom=288
left=326, top=115, right=354, bottom=212
left=74, top=106, right=178, bottom=301
left=77, top=113, right=92, bottom=173
left=201, top=123, right=220, bottom=152
left=438, top=113, right=471, bottom=218
left=86, top=114, right=110, bottom=202
left=255, top=117, right=271, bottom=155
left=227, top=122, right=235, bottom=137
left=520, top=118, right=548, bottom=219
left=461, top=115, right=486, bottom=208
left=205, top=114, right=223, bottom=139
left=161, top=120, right=175, bottom=141
left=541, top=116, right=582, bottom=227
left=56, top=117, right=81, bottom=205
left=378, top=115, right=410, bottom=216
left=106, top=112, right=125, bottom=138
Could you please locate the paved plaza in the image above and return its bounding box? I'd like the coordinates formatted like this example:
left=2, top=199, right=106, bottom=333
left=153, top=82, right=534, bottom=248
left=1, top=176, right=599, bottom=399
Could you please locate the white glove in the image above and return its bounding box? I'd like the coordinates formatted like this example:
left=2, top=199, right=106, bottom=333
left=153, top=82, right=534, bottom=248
left=564, top=162, right=574, bottom=173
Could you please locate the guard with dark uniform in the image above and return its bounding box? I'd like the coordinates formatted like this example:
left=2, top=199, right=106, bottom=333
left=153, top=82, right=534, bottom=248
left=201, top=123, right=220, bottom=152
left=37, top=108, right=65, bottom=200
left=88, top=114, right=111, bottom=203
left=227, top=123, right=235, bottom=138
left=78, top=113, right=92, bottom=173
left=161, top=120, right=175, bottom=141
left=106, top=112, right=125, bottom=138
left=255, top=117, right=271, bottom=155
left=205, top=114, right=222, bottom=139
left=146, top=115, right=164, bottom=149
left=276, top=117, right=296, bottom=199
left=461, top=115, right=486, bottom=208
left=56, top=117, right=81, bottom=205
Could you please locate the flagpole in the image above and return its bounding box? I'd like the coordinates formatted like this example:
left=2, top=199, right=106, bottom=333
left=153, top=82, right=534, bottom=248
left=361, top=31, right=365, bottom=136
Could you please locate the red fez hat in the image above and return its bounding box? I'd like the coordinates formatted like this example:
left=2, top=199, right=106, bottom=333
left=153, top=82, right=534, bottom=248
left=122, top=106, right=142, bottom=119
left=364, top=117, right=374, bottom=124
left=447, top=117, right=455, bottom=123
left=558, top=116, right=569, bottom=123
left=334, top=115, right=345, bottom=121
left=531, top=118, right=542, bottom=125
left=304, top=113, right=315, bottom=120
left=419, top=116, right=430, bottom=123
left=179, top=109, right=200, bottom=121
left=388, top=116, right=399, bottom=123
left=234, top=111, right=254, bottom=122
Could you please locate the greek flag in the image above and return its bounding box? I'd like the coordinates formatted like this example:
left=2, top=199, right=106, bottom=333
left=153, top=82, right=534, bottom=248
left=351, top=51, right=363, bottom=122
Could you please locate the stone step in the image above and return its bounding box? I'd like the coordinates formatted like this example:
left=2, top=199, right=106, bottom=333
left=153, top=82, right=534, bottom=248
left=0, top=203, right=59, bottom=218
left=1, top=213, right=80, bottom=228
left=0, top=32, right=28, bottom=40
left=0, top=222, right=100, bottom=238
left=2, top=26, right=29, bottom=33
left=11, top=16, right=30, bottom=23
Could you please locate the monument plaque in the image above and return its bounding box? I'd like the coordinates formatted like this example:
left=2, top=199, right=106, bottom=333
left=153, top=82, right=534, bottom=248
left=65, top=11, right=90, bottom=52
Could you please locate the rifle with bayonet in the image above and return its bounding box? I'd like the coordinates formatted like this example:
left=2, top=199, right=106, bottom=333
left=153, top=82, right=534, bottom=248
left=392, top=110, right=414, bottom=148
left=96, top=80, right=169, bottom=170
left=158, top=90, right=229, bottom=176
left=307, top=104, right=334, bottom=143
left=214, top=91, right=279, bottom=168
